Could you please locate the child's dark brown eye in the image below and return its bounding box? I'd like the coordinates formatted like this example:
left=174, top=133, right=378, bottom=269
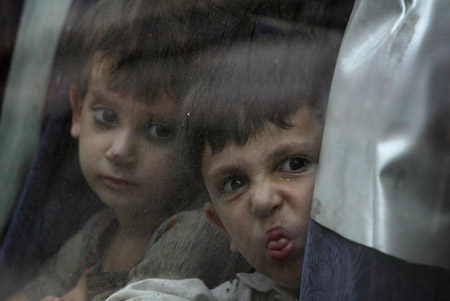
left=144, top=123, right=174, bottom=140
left=93, top=107, right=118, bottom=125
left=222, top=176, right=248, bottom=193
left=280, top=156, right=309, bottom=173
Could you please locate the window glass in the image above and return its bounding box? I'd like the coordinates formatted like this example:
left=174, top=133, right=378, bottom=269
left=1, top=0, right=449, bottom=300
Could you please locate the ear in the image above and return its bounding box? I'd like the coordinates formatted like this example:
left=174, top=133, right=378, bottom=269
left=69, top=84, right=83, bottom=139
left=203, top=202, right=238, bottom=252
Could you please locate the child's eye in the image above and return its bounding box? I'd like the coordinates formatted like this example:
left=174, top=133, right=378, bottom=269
left=280, top=156, right=309, bottom=173
left=222, top=176, right=248, bottom=193
left=144, top=123, right=174, bottom=140
left=93, top=107, right=118, bottom=125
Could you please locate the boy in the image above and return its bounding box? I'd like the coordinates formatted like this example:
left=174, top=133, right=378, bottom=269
left=7, top=0, right=253, bottom=300
left=107, top=35, right=339, bottom=300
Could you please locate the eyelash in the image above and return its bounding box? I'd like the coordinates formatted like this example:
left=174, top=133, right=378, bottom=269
left=279, top=156, right=310, bottom=173
left=143, top=122, right=174, bottom=141
left=93, top=106, right=118, bottom=126
left=217, top=156, right=310, bottom=195
left=92, top=105, right=174, bottom=141
left=219, top=175, right=248, bottom=194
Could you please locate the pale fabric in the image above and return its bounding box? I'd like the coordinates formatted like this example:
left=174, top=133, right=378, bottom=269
left=0, top=0, right=72, bottom=234
left=312, top=0, right=450, bottom=268
left=107, top=272, right=299, bottom=301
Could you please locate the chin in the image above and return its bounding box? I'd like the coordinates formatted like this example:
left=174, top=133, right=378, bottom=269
left=270, top=264, right=302, bottom=288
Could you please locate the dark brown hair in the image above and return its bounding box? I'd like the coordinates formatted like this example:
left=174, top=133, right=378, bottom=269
left=181, top=34, right=340, bottom=179
left=64, top=0, right=258, bottom=103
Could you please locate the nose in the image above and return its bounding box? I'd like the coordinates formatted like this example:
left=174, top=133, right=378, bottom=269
left=249, top=180, right=283, bottom=218
left=106, top=129, right=137, bottom=168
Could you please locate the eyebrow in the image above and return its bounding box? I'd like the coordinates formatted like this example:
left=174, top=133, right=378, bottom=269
left=210, top=165, right=241, bottom=178
left=89, top=88, right=178, bottom=123
left=204, top=165, right=243, bottom=193
left=267, top=142, right=321, bottom=163
left=206, top=141, right=320, bottom=180
left=89, top=88, right=112, bottom=105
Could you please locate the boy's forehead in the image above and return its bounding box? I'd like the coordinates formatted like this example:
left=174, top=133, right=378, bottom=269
left=89, top=52, right=119, bottom=91
left=85, top=57, right=179, bottom=122
left=87, top=52, right=171, bottom=107
left=201, top=102, right=321, bottom=153
left=201, top=104, right=323, bottom=176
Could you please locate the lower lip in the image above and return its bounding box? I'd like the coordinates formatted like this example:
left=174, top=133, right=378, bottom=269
left=103, top=177, right=134, bottom=190
left=266, top=227, right=295, bottom=262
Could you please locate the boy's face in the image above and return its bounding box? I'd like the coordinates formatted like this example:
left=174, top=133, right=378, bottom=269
left=70, top=54, right=182, bottom=216
left=202, top=105, right=322, bottom=288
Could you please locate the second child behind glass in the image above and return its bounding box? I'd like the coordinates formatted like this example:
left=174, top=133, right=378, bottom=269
left=8, top=0, right=253, bottom=300
left=23, top=8, right=197, bottom=301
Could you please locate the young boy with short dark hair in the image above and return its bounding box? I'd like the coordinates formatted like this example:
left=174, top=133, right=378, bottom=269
left=7, top=0, right=253, bottom=300
left=106, top=35, right=339, bottom=300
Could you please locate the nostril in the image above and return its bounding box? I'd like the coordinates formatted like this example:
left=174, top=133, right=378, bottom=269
left=111, top=150, right=120, bottom=158
left=107, top=148, right=122, bottom=161
left=249, top=182, right=284, bottom=217
left=251, top=202, right=280, bottom=217
left=106, top=148, right=137, bottom=168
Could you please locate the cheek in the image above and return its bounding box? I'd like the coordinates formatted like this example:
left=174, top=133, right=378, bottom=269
left=219, top=206, right=249, bottom=242
left=78, top=138, right=102, bottom=169
left=302, top=182, right=315, bottom=206
left=78, top=123, right=105, bottom=152
left=77, top=142, right=98, bottom=188
left=140, top=148, right=179, bottom=178
left=290, top=178, right=315, bottom=215
left=77, top=131, right=110, bottom=179
left=78, top=133, right=95, bottom=161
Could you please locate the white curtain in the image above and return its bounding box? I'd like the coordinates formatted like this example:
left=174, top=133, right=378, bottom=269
left=312, top=0, right=450, bottom=268
left=0, top=0, right=73, bottom=234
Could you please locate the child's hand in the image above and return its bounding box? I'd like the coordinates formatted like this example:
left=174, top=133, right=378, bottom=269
left=41, top=269, right=89, bottom=301
left=59, top=269, right=89, bottom=301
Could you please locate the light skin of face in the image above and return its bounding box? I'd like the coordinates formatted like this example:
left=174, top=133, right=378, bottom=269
left=202, top=104, right=322, bottom=289
left=37, top=53, right=188, bottom=301
left=70, top=54, right=183, bottom=235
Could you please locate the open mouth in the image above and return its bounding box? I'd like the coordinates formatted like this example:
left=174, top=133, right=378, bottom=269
left=266, top=227, right=295, bottom=261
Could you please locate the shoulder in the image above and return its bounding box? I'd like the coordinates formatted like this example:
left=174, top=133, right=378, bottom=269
left=22, top=209, right=112, bottom=299
left=128, top=209, right=223, bottom=280
left=128, top=209, right=252, bottom=287
left=149, top=209, right=206, bottom=242
left=52, top=209, right=112, bottom=262
left=40, top=208, right=114, bottom=277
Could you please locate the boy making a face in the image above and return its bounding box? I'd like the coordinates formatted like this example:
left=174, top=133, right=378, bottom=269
left=107, top=35, right=339, bottom=300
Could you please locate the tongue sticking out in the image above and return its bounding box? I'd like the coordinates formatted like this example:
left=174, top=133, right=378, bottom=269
left=266, top=230, right=294, bottom=261
left=268, top=237, right=290, bottom=250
